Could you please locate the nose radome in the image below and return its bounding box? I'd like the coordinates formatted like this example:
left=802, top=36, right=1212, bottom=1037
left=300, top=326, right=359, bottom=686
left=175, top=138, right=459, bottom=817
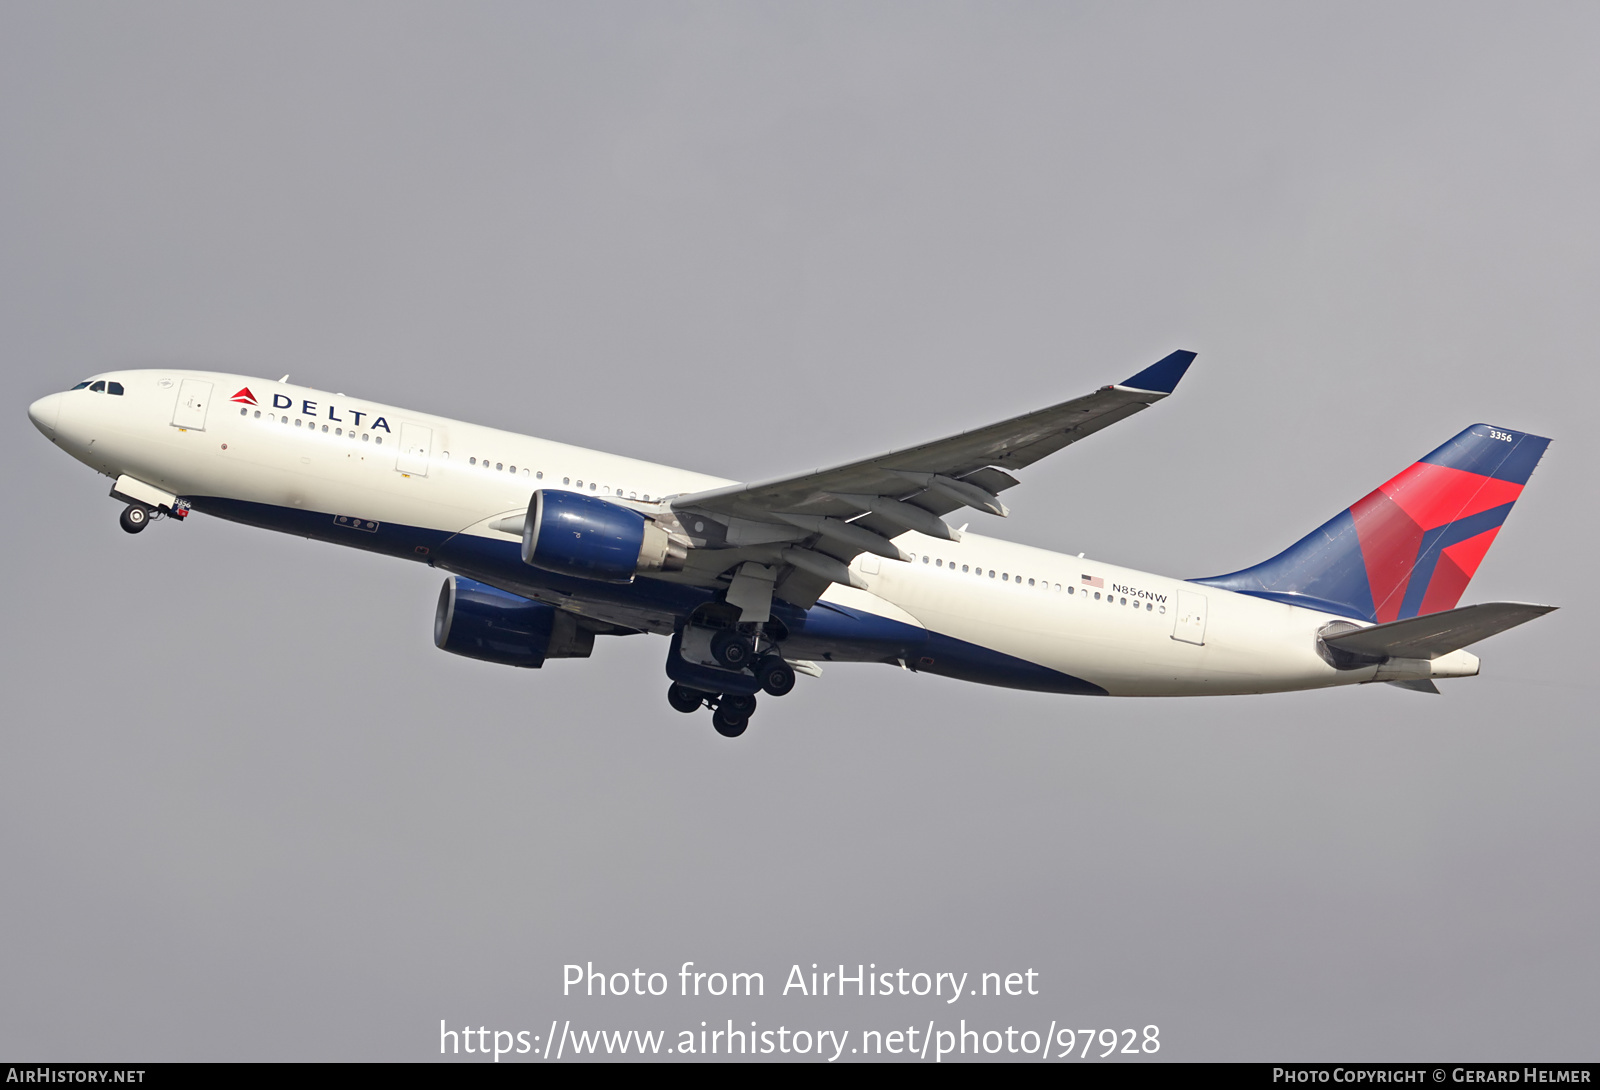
left=28, top=392, right=62, bottom=436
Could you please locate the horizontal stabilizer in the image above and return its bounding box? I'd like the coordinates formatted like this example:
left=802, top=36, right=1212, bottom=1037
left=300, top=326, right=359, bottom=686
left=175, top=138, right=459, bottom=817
left=1323, top=602, right=1555, bottom=661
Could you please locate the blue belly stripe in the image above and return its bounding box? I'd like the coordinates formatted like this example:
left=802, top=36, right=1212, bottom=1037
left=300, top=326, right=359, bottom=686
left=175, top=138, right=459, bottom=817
left=188, top=496, right=1106, bottom=696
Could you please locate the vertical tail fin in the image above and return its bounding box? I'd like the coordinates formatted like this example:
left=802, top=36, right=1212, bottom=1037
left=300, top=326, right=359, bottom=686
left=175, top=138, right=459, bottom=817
left=1195, top=424, right=1550, bottom=622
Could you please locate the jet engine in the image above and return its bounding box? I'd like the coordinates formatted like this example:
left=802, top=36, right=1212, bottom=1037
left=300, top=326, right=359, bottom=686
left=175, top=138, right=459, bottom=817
left=433, top=576, right=594, bottom=668
left=521, top=489, right=686, bottom=582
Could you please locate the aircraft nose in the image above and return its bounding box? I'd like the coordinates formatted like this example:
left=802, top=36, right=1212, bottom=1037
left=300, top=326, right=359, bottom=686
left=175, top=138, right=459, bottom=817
left=28, top=392, right=63, bottom=437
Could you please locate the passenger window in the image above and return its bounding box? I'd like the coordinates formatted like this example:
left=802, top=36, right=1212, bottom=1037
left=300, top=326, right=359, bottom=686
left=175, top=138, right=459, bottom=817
left=336, top=428, right=343, bottom=436
left=374, top=436, right=382, bottom=445
left=240, top=407, right=248, bottom=416
left=1002, top=573, right=1009, bottom=581
left=961, top=565, right=968, bottom=573
left=988, top=570, right=995, bottom=578
left=508, top=465, right=515, bottom=473
left=362, top=433, right=370, bottom=442
left=254, top=410, right=261, bottom=419
left=1028, top=578, right=1035, bottom=586
left=535, top=471, right=543, bottom=479
left=496, top=463, right=503, bottom=470
left=563, top=477, right=570, bottom=485
left=1067, top=585, right=1073, bottom=594
left=1146, top=603, right=1153, bottom=611
left=589, top=483, right=596, bottom=491
left=295, top=419, right=303, bottom=427
left=1094, top=592, right=1101, bottom=600
left=89, top=381, right=105, bottom=392
left=470, top=458, right=477, bottom=465
left=322, top=424, right=328, bottom=433
left=107, top=382, right=124, bottom=395
left=923, top=555, right=929, bottom=564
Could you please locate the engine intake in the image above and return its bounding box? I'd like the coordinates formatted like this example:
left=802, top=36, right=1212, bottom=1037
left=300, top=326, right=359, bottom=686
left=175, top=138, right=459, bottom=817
left=521, top=489, right=685, bottom=582
left=433, top=576, right=593, bottom=668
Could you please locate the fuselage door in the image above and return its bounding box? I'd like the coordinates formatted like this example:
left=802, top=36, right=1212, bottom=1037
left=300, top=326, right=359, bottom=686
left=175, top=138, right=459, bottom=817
left=397, top=422, right=432, bottom=477
left=170, top=379, right=213, bottom=431
left=1172, top=590, right=1208, bottom=646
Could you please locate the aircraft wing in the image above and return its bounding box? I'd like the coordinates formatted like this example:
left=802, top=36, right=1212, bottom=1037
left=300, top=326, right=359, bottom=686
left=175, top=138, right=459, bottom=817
left=666, top=351, right=1195, bottom=607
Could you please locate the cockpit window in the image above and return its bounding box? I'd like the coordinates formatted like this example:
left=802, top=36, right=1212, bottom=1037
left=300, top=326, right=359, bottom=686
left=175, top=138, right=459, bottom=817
left=89, top=381, right=106, bottom=392
left=107, top=381, right=124, bottom=396
left=70, top=381, right=91, bottom=390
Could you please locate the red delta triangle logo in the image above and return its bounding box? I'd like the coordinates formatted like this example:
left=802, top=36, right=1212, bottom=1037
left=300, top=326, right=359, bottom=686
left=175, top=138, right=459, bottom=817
left=230, top=387, right=258, bottom=406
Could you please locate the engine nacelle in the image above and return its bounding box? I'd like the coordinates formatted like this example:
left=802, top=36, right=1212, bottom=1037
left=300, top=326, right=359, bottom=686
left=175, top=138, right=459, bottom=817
left=433, top=576, right=593, bottom=668
left=521, top=489, right=685, bottom=582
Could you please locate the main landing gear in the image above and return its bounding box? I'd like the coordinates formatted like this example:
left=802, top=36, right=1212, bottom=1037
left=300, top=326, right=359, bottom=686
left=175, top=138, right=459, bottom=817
left=666, top=621, right=800, bottom=739
left=709, top=628, right=753, bottom=668
left=667, top=683, right=771, bottom=738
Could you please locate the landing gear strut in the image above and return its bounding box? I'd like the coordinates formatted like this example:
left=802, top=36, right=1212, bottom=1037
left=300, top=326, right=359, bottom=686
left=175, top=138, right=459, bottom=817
left=119, top=504, right=151, bottom=534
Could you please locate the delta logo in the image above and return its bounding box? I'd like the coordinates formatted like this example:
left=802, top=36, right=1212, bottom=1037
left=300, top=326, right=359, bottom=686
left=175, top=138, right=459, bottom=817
left=230, top=387, right=258, bottom=406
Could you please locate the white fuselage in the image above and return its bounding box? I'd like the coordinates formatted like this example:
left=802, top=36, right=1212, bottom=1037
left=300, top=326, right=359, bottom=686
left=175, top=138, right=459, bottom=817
left=28, top=370, right=1480, bottom=697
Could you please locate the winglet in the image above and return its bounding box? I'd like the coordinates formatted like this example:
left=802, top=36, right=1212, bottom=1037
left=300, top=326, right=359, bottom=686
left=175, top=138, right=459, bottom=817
left=1119, top=350, right=1196, bottom=395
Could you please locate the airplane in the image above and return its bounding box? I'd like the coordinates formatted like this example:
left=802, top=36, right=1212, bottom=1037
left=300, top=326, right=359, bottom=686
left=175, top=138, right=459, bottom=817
left=26, top=352, right=1554, bottom=738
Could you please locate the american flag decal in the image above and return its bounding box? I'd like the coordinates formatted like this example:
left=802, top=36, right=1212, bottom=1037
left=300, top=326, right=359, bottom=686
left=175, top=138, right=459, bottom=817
left=1081, top=574, right=1103, bottom=588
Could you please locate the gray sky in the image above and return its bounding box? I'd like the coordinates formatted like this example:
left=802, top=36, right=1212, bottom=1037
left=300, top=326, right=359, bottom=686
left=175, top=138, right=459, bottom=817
left=3, top=2, right=1596, bottom=1062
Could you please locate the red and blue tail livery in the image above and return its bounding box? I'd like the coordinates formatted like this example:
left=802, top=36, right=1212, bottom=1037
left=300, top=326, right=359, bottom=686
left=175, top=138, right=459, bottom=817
left=1198, top=424, right=1550, bottom=624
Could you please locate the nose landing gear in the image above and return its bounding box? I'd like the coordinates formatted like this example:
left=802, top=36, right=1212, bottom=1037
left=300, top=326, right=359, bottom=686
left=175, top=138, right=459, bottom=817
left=118, top=504, right=152, bottom=534
left=116, top=495, right=188, bottom=535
